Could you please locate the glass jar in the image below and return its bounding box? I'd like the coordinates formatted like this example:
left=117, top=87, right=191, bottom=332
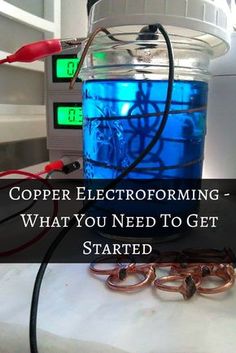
left=79, top=0, right=231, bottom=239
left=80, top=29, right=212, bottom=179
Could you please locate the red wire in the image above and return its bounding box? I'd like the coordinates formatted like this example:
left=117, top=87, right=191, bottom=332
left=0, top=170, right=58, bottom=257
left=0, top=170, right=46, bottom=179
left=0, top=159, right=64, bottom=190
left=37, top=171, right=47, bottom=177
left=0, top=170, right=47, bottom=191
left=0, top=58, right=7, bottom=65
left=0, top=39, right=62, bottom=66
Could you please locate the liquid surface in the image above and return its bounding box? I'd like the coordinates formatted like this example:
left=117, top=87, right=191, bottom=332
left=83, top=80, right=208, bottom=179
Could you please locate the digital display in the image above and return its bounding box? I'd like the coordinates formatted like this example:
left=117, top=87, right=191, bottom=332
left=56, top=58, right=79, bottom=78
left=54, top=103, right=83, bottom=129
left=52, top=55, right=81, bottom=82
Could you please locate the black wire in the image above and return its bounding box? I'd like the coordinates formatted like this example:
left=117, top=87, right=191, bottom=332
left=0, top=199, right=37, bottom=225
left=29, top=23, right=174, bottom=353
left=84, top=157, right=203, bottom=173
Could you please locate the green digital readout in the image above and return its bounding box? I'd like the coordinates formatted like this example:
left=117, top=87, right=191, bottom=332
left=56, top=58, right=79, bottom=78
left=56, top=106, right=83, bottom=128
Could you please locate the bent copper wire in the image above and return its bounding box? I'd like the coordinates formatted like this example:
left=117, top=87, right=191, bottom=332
left=154, top=274, right=201, bottom=300
left=70, top=27, right=126, bottom=89
left=89, top=255, right=135, bottom=278
left=106, top=265, right=156, bottom=292
left=197, top=264, right=235, bottom=295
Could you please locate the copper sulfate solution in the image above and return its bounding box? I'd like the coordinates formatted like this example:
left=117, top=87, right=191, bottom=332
left=83, top=80, right=208, bottom=179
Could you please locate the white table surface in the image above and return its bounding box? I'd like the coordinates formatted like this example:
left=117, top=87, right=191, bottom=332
left=0, top=263, right=235, bottom=353
left=0, top=164, right=235, bottom=352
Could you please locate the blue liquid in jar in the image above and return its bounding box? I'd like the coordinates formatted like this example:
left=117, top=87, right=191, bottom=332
left=83, top=80, right=208, bottom=179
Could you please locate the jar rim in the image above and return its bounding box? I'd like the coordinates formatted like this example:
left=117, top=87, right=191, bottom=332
left=82, top=30, right=214, bottom=57
left=88, top=0, right=232, bottom=57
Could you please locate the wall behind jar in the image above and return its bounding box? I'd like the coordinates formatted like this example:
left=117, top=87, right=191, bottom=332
left=0, top=0, right=88, bottom=169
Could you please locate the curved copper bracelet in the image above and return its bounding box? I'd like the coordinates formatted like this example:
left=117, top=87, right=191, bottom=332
left=197, top=264, right=235, bottom=295
left=154, top=274, right=201, bottom=300
left=89, top=255, right=135, bottom=278
left=106, top=266, right=156, bottom=292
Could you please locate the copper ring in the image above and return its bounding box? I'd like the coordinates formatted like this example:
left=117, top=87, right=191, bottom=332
left=135, top=262, right=158, bottom=271
left=106, top=266, right=156, bottom=292
left=197, top=264, right=235, bottom=295
left=137, top=262, right=179, bottom=272
left=89, top=256, right=135, bottom=277
left=170, top=263, right=215, bottom=280
left=154, top=274, right=201, bottom=300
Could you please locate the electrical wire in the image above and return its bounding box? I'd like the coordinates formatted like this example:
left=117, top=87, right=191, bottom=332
left=70, top=24, right=165, bottom=89
left=0, top=170, right=47, bottom=191
left=84, top=156, right=203, bottom=173
left=84, top=106, right=207, bottom=122
left=0, top=158, right=81, bottom=254
left=0, top=199, right=37, bottom=226
left=29, top=23, right=174, bottom=353
left=0, top=58, right=7, bottom=65
left=0, top=169, right=51, bottom=227
left=0, top=38, right=84, bottom=66
left=0, top=165, right=61, bottom=227
left=0, top=159, right=80, bottom=230
left=70, top=27, right=126, bottom=89
left=0, top=170, right=58, bottom=257
left=0, top=170, right=50, bottom=226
